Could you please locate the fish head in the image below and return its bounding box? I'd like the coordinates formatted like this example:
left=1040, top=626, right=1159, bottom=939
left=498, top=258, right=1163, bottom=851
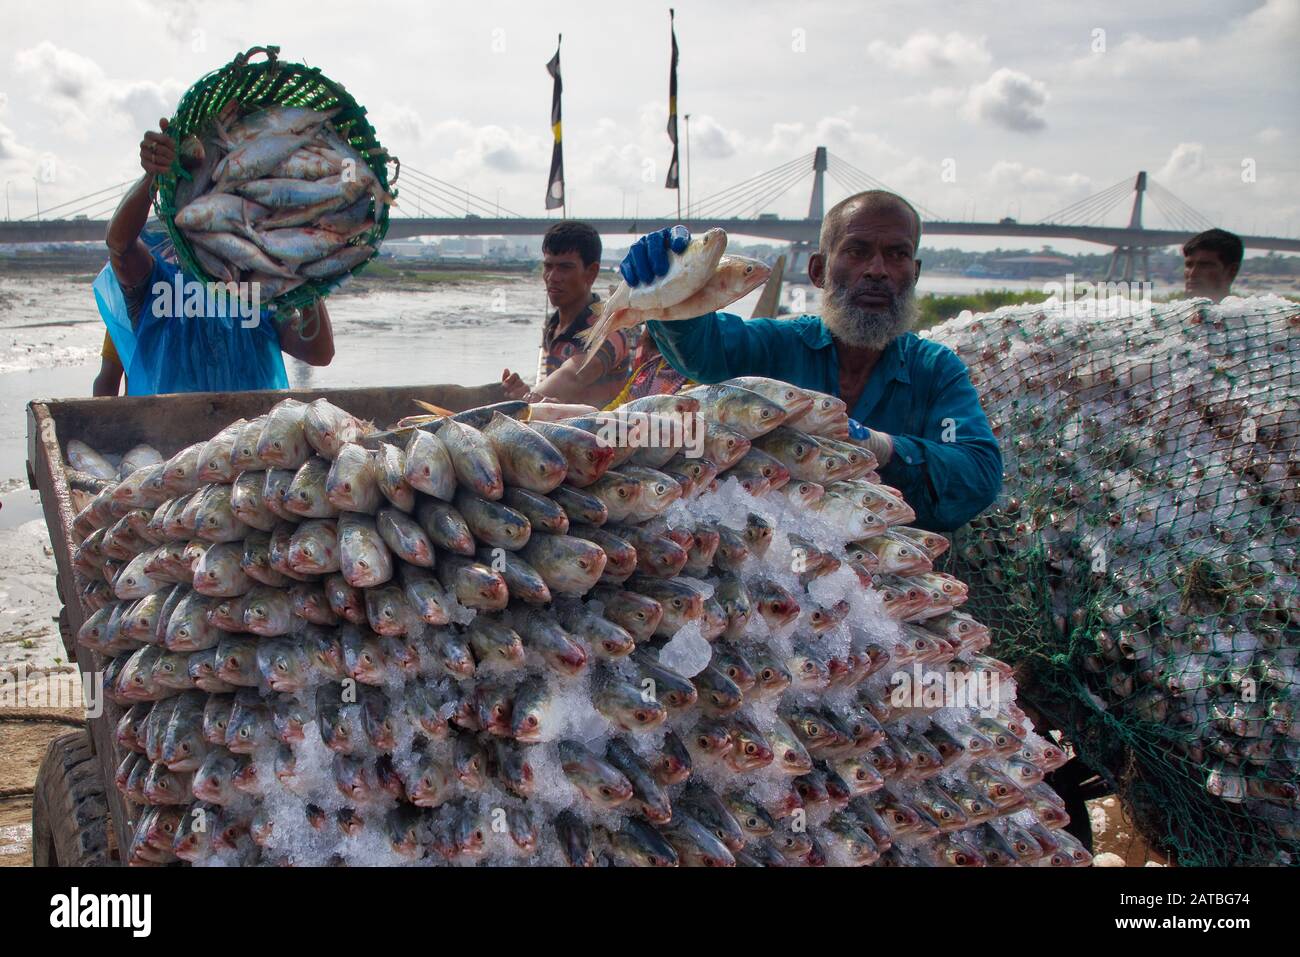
left=716, top=255, right=772, bottom=300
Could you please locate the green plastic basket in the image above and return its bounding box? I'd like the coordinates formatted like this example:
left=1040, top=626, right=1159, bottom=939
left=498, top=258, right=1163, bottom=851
left=155, top=44, right=398, bottom=312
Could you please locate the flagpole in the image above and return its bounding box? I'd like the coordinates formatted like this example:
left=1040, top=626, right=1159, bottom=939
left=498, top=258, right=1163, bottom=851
left=560, top=32, right=566, bottom=222
left=684, top=113, right=691, bottom=221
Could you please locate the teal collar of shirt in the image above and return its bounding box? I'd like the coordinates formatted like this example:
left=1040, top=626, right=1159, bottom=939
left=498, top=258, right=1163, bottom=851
left=797, top=314, right=913, bottom=388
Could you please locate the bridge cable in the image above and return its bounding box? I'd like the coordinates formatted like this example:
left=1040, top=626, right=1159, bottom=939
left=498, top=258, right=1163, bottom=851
left=724, top=163, right=817, bottom=220
left=827, top=163, right=940, bottom=221
left=1037, top=176, right=1133, bottom=225
left=825, top=152, right=940, bottom=220
left=386, top=178, right=464, bottom=218
left=398, top=172, right=513, bottom=218
left=19, top=179, right=135, bottom=222
left=673, top=154, right=812, bottom=219
left=400, top=165, right=526, bottom=218
left=1147, top=180, right=1216, bottom=232
left=1146, top=191, right=1204, bottom=233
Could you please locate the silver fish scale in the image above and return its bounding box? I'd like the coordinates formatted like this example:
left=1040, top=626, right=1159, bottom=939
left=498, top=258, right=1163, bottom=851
left=73, top=388, right=1076, bottom=867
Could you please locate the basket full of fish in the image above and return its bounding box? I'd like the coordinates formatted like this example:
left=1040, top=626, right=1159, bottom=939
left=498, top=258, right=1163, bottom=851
left=929, top=294, right=1299, bottom=866
left=66, top=374, right=1085, bottom=867
left=155, top=45, right=397, bottom=310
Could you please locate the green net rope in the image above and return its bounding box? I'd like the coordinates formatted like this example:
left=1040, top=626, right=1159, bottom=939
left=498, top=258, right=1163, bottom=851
left=929, top=294, right=1299, bottom=866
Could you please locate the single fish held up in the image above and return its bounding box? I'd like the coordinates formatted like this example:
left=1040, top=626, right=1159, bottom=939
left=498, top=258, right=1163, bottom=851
left=578, top=227, right=730, bottom=367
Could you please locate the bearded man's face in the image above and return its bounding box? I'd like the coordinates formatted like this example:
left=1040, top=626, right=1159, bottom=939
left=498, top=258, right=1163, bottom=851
left=816, top=202, right=920, bottom=350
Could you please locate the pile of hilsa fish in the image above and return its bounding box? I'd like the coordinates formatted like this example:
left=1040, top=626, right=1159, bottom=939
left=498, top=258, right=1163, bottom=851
left=68, top=381, right=1085, bottom=867
left=930, top=295, right=1299, bottom=861
left=167, top=104, right=394, bottom=300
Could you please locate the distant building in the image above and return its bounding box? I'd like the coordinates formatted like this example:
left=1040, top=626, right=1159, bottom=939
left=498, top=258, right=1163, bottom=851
left=986, top=254, right=1076, bottom=278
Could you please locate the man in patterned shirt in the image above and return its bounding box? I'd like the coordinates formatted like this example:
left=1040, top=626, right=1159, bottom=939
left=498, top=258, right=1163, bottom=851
left=501, top=221, right=638, bottom=408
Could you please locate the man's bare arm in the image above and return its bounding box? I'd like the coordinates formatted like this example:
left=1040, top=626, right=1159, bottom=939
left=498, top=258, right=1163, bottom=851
left=92, top=354, right=124, bottom=397
left=277, top=300, right=336, bottom=366
left=108, top=118, right=175, bottom=290
left=529, top=352, right=621, bottom=406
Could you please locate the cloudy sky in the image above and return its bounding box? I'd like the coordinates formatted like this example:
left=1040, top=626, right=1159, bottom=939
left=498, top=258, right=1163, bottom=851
left=1, top=0, right=1297, bottom=250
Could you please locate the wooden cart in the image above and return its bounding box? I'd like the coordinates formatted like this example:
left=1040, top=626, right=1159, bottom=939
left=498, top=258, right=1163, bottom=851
left=25, top=382, right=500, bottom=864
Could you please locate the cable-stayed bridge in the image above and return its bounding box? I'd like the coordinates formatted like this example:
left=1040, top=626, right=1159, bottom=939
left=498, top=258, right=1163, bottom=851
left=3, top=148, right=1297, bottom=280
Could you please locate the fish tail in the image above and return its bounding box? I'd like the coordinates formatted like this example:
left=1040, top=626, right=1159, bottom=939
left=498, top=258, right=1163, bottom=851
left=577, top=285, right=630, bottom=354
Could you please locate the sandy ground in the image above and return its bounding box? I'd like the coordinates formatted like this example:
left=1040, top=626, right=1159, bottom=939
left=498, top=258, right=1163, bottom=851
left=0, top=520, right=65, bottom=671
left=0, top=671, right=84, bottom=867
left=1089, top=796, right=1168, bottom=866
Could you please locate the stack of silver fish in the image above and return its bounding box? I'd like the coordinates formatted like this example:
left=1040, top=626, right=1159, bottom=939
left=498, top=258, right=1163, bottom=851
left=168, top=104, right=394, bottom=299
left=930, top=295, right=1299, bottom=863
left=69, top=380, right=1084, bottom=866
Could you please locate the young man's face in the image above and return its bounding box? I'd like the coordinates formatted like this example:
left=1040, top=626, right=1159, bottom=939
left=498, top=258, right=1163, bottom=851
left=542, top=249, right=599, bottom=311
left=1184, top=249, right=1236, bottom=303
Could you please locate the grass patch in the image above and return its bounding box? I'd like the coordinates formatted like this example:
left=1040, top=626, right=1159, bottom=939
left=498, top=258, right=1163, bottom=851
left=916, top=289, right=1051, bottom=330
left=357, top=263, right=506, bottom=283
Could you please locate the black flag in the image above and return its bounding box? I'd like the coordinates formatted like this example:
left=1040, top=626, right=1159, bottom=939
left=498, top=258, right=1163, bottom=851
left=665, top=10, right=680, bottom=191
left=545, top=35, right=565, bottom=211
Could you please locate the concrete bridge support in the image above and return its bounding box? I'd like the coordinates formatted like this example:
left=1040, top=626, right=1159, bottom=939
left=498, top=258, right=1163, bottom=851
left=1105, top=244, right=1151, bottom=284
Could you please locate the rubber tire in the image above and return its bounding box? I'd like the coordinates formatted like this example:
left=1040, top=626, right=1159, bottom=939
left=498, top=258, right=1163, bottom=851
left=31, top=729, right=115, bottom=866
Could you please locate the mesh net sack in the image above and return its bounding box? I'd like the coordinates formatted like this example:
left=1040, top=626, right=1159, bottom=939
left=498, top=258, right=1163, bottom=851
left=927, top=293, right=1300, bottom=866
left=155, top=45, right=397, bottom=312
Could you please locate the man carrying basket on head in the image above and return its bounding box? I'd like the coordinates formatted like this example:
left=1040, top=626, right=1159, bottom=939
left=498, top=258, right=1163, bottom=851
left=92, top=117, right=336, bottom=396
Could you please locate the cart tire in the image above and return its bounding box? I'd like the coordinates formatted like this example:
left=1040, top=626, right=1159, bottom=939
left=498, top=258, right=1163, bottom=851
left=31, top=729, right=114, bottom=866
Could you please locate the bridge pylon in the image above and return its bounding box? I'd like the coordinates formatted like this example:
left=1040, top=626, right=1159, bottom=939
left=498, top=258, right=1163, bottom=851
left=808, top=147, right=827, bottom=221
left=787, top=241, right=815, bottom=283
left=1105, top=245, right=1151, bottom=284
left=1105, top=172, right=1152, bottom=283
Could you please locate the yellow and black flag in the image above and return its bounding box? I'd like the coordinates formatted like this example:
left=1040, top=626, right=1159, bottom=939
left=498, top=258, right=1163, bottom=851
left=545, top=35, right=565, bottom=211
left=665, top=10, right=680, bottom=193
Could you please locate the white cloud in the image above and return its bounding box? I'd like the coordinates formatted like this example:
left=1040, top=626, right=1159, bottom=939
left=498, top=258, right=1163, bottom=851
left=1257, top=127, right=1283, bottom=144
left=966, top=69, right=1050, bottom=132
left=986, top=160, right=1091, bottom=197
left=903, top=69, right=1049, bottom=132
left=904, top=86, right=966, bottom=110
left=0, top=118, right=37, bottom=165
left=134, top=0, right=206, bottom=42
left=867, top=31, right=992, bottom=74
left=1158, top=142, right=1206, bottom=182
left=13, top=42, right=183, bottom=139
left=1072, top=33, right=1203, bottom=78
left=687, top=114, right=741, bottom=160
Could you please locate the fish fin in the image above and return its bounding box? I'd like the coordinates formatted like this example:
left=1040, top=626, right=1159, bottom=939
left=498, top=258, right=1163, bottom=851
left=212, top=116, right=237, bottom=151
left=413, top=400, right=455, bottom=416
left=576, top=284, right=631, bottom=355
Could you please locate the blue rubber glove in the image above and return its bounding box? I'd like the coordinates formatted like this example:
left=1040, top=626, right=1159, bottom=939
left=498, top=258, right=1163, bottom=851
left=848, top=417, right=895, bottom=466
left=620, top=225, right=691, bottom=287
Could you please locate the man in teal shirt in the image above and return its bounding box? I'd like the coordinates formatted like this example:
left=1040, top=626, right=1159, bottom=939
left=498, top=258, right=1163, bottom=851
left=620, top=190, right=1001, bottom=532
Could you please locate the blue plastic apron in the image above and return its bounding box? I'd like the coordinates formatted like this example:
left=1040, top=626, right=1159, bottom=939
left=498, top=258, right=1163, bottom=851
left=93, top=254, right=288, bottom=395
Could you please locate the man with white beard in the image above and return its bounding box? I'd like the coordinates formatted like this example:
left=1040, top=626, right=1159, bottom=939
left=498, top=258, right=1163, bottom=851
left=622, top=191, right=1001, bottom=531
